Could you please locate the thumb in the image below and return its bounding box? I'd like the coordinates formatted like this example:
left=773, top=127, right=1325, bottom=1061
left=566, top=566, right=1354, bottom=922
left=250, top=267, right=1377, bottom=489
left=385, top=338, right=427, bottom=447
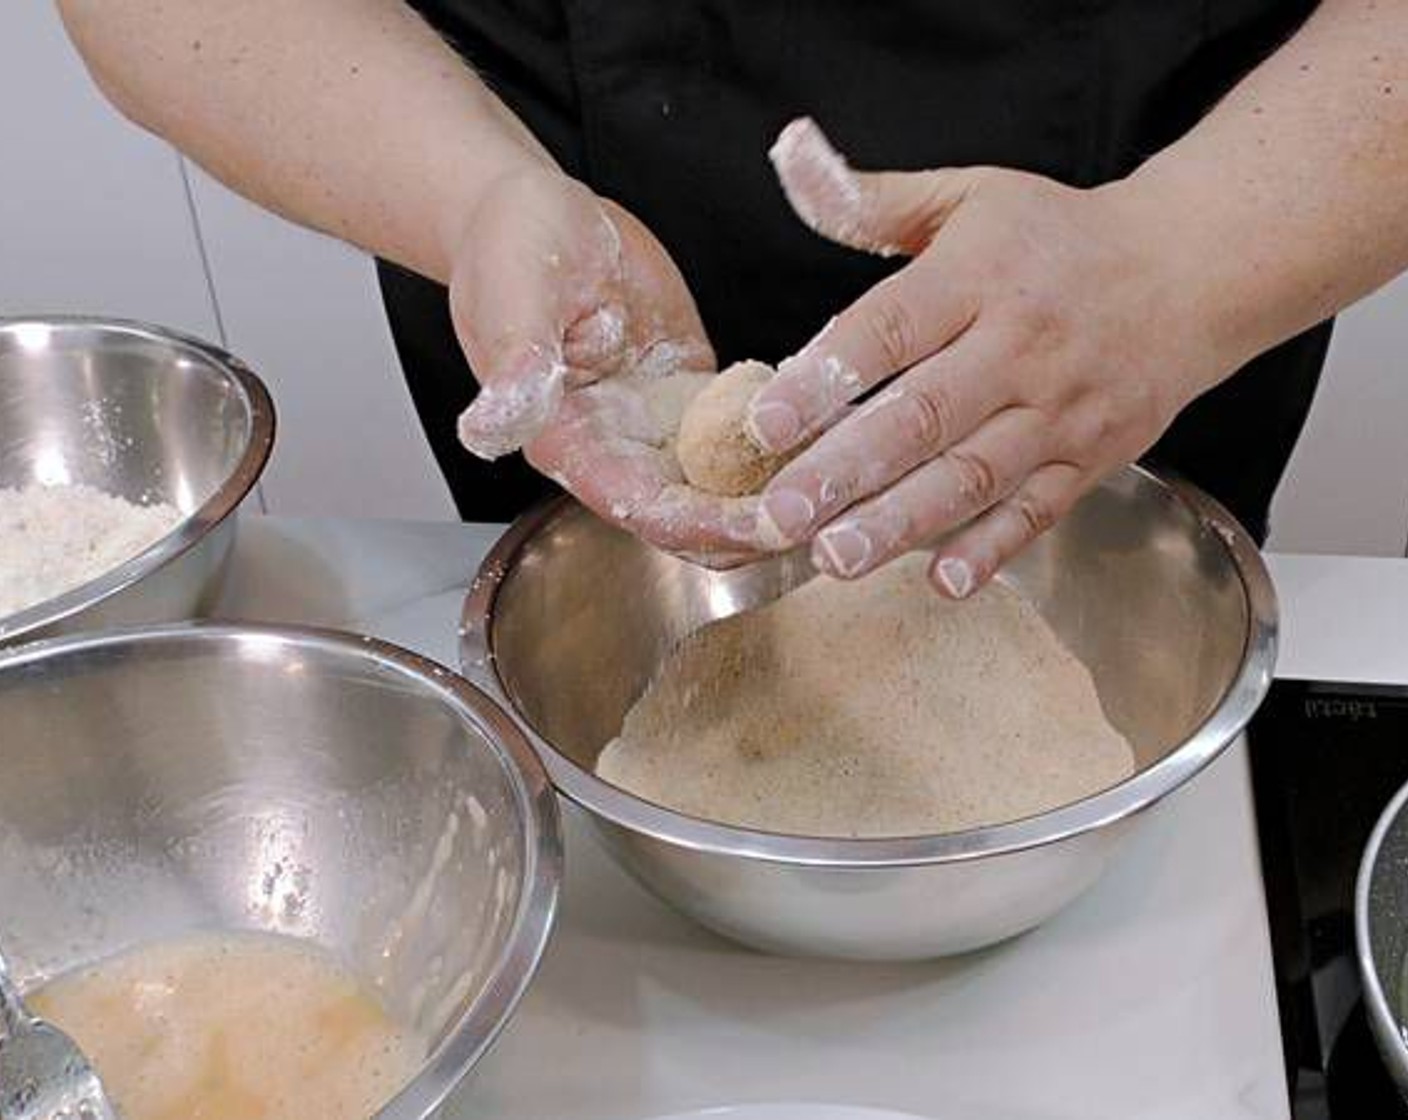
left=769, top=117, right=981, bottom=257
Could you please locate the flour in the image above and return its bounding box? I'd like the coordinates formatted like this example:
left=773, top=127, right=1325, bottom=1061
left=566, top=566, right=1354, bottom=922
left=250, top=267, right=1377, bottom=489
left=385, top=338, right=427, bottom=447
left=0, top=483, right=183, bottom=619
left=457, top=354, right=568, bottom=461
left=769, top=116, right=901, bottom=258
left=542, top=365, right=712, bottom=525
left=597, top=554, right=1136, bottom=838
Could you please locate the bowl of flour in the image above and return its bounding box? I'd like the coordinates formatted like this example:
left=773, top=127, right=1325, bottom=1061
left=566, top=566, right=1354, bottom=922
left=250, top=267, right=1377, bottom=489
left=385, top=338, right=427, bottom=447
left=462, top=466, right=1276, bottom=960
left=0, top=318, right=273, bottom=644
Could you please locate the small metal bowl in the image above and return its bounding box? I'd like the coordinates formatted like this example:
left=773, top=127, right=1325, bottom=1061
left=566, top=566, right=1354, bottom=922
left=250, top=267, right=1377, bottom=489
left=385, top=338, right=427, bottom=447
left=1356, top=776, right=1408, bottom=1100
left=0, top=623, right=561, bottom=1118
left=0, top=317, right=274, bottom=644
left=461, top=466, right=1277, bottom=960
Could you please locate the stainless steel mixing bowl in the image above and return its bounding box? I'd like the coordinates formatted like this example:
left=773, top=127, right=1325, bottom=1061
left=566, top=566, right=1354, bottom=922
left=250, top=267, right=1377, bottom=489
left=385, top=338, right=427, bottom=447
left=0, top=317, right=274, bottom=644
left=460, top=466, right=1277, bottom=959
left=1356, top=776, right=1408, bottom=1100
left=0, top=623, right=561, bottom=1119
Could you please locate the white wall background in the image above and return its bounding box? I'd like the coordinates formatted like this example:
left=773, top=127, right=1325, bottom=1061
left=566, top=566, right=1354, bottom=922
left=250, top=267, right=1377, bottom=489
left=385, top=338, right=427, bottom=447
left=1269, top=278, right=1408, bottom=555
left=2, top=3, right=1404, bottom=552
left=183, top=168, right=454, bottom=519
left=1, top=3, right=453, bottom=522
left=0, top=4, right=215, bottom=340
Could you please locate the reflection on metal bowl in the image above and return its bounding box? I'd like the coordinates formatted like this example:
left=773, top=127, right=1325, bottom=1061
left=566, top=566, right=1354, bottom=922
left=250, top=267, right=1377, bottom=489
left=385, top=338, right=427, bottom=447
left=0, top=317, right=273, bottom=644
left=1356, top=775, right=1408, bottom=1104
left=461, top=466, right=1276, bottom=960
left=0, top=623, right=561, bottom=1118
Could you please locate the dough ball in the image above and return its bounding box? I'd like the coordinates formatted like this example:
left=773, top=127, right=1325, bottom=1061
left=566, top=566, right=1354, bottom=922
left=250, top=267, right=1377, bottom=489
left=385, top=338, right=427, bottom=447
left=676, top=361, right=798, bottom=496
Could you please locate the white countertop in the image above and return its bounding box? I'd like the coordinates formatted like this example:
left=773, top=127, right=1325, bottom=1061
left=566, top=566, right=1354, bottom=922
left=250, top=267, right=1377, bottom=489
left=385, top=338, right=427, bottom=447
left=212, top=517, right=1408, bottom=1120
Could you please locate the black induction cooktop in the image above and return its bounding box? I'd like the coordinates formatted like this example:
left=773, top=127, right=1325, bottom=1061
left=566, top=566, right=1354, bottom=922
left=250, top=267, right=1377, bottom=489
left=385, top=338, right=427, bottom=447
left=1248, top=678, right=1408, bottom=1119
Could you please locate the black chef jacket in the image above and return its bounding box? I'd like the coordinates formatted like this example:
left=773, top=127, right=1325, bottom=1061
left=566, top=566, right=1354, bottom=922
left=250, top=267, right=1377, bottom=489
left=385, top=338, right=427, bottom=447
left=379, top=0, right=1332, bottom=542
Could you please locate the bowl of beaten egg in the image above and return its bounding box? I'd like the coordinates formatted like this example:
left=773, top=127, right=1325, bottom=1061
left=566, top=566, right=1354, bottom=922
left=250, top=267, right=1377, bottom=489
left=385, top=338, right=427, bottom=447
left=0, top=317, right=273, bottom=646
left=460, top=465, right=1276, bottom=960
left=0, top=623, right=560, bottom=1119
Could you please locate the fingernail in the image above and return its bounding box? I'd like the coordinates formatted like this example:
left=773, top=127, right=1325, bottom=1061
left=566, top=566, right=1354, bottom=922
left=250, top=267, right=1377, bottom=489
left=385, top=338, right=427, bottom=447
left=935, top=556, right=975, bottom=599
left=747, top=401, right=803, bottom=453
left=816, top=524, right=873, bottom=578
left=757, top=489, right=815, bottom=547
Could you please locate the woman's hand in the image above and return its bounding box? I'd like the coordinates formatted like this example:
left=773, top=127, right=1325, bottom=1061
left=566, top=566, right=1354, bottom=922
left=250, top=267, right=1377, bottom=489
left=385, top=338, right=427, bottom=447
left=750, top=119, right=1239, bottom=597
left=452, top=169, right=760, bottom=560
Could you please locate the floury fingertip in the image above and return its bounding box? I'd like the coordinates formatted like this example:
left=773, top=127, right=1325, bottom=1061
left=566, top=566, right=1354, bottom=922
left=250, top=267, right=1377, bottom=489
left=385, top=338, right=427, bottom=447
left=768, top=117, right=901, bottom=257
left=768, top=117, right=864, bottom=241
left=457, top=360, right=567, bottom=460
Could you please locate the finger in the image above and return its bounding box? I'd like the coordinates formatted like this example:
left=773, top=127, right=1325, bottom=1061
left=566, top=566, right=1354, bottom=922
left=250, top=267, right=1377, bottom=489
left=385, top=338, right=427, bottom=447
left=755, top=333, right=1013, bottom=546
left=746, top=259, right=979, bottom=455
left=928, top=462, right=1085, bottom=599
left=806, top=407, right=1052, bottom=578
left=769, top=117, right=986, bottom=258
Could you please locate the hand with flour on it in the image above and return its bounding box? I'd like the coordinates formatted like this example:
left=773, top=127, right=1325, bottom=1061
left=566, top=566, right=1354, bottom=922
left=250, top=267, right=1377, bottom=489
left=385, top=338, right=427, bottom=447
left=453, top=168, right=762, bottom=562
left=58, top=0, right=1408, bottom=578
left=747, top=118, right=1228, bottom=598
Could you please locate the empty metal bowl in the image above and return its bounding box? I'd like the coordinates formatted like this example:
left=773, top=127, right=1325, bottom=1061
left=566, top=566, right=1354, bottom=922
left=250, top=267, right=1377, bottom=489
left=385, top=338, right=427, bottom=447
left=460, top=466, right=1277, bottom=960
left=0, top=317, right=274, bottom=644
left=0, top=623, right=561, bottom=1118
left=1356, top=776, right=1408, bottom=1100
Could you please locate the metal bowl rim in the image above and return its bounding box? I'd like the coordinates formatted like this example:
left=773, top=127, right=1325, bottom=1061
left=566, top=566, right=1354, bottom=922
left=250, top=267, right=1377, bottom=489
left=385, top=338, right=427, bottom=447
left=0, top=620, right=562, bottom=1120
left=0, top=316, right=276, bottom=643
left=459, top=464, right=1279, bottom=869
left=1355, top=771, right=1408, bottom=1086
